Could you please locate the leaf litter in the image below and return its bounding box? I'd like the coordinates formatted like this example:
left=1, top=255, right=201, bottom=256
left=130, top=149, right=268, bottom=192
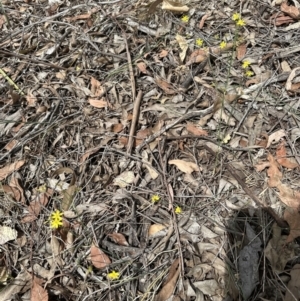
left=1, top=0, right=300, bottom=300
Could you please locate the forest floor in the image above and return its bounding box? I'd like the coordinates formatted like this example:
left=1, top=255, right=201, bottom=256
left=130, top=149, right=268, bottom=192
left=1, top=0, right=300, bottom=300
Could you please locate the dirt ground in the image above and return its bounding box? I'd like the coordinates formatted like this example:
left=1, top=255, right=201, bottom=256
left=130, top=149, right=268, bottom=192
left=1, top=0, right=300, bottom=300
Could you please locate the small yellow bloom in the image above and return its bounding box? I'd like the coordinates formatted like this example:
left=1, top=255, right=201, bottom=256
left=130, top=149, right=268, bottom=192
left=245, top=70, right=254, bottom=77
left=242, top=60, right=251, bottom=69
left=151, top=194, right=160, bottom=203
left=181, top=15, right=189, bottom=23
left=236, top=19, right=246, bottom=26
left=175, top=206, right=182, bottom=214
left=107, top=270, right=120, bottom=280
left=196, top=38, right=204, bottom=47
left=232, top=12, right=241, bottom=21
left=220, top=41, right=227, bottom=49
left=50, top=210, right=63, bottom=229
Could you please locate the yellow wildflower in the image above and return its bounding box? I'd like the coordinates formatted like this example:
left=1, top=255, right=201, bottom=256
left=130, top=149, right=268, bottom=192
left=107, top=270, right=120, bottom=280
left=236, top=19, right=246, bottom=26
left=232, top=13, right=241, bottom=21
left=181, top=15, right=189, bottom=23
left=220, top=41, right=227, bottom=49
left=196, top=38, right=204, bottom=47
left=50, top=210, right=63, bottom=229
left=245, top=70, right=254, bottom=77
left=242, top=60, right=251, bottom=69
left=175, top=206, right=182, bottom=214
left=151, top=194, right=160, bottom=203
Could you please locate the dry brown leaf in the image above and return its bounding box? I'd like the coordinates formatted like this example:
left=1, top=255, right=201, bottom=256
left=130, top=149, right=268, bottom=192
left=267, top=153, right=283, bottom=187
left=290, top=82, right=300, bottom=92
left=148, top=224, right=167, bottom=236
left=112, top=123, right=124, bottom=133
left=276, top=142, right=299, bottom=169
left=199, top=14, right=209, bottom=29
left=168, top=159, right=200, bottom=174
left=88, top=98, right=107, bottom=108
left=236, top=43, right=247, bottom=60
left=159, top=49, right=168, bottom=58
left=278, top=183, right=300, bottom=208
left=3, top=185, right=22, bottom=204
left=186, top=49, right=208, bottom=66
left=26, top=91, right=37, bottom=107
left=267, top=129, right=285, bottom=148
left=108, top=232, right=129, bottom=246
left=281, top=2, right=300, bottom=20
left=62, top=185, right=78, bottom=211
left=4, top=139, right=18, bottom=151
left=31, top=280, right=48, bottom=301
left=155, top=78, right=176, bottom=95
left=10, top=176, right=26, bottom=204
left=90, top=244, right=111, bottom=269
left=88, top=77, right=111, bottom=108
left=155, top=258, right=180, bottom=301
left=254, top=161, right=270, bottom=172
left=136, top=61, right=149, bottom=74
left=0, top=160, right=25, bottom=181
left=186, top=122, right=208, bottom=136
left=21, top=193, right=49, bottom=223
left=284, top=207, right=300, bottom=243
left=273, top=14, right=294, bottom=26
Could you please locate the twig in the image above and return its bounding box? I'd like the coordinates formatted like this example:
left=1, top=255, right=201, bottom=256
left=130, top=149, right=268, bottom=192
left=123, top=32, right=136, bottom=100
left=127, top=91, right=142, bottom=154
left=0, top=50, right=67, bottom=70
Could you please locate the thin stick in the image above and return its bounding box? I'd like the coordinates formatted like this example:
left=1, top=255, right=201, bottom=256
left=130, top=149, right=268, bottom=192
left=127, top=91, right=142, bottom=154
left=123, top=32, right=136, bottom=100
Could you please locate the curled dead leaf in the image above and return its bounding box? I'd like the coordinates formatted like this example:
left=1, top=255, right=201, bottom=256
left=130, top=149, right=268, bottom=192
left=148, top=224, right=167, bottom=237
left=90, top=244, right=111, bottom=269
left=186, top=49, right=208, bottom=66
left=0, top=160, right=25, bottom=181
left=276, top=142, right=299, bottom=169
left=186, top=122, right=208, bottom=136
left=169, top=159, right=200, bottom=174
left=267, top=153, right=283, bottom=187
left=108, top=232, right=129, bottom=246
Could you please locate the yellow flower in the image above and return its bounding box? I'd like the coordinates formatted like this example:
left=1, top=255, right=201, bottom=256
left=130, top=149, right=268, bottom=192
left=50, top=210, right=63, bottom=229
left=181, top=15, right=189, bottom=23
left=232, top=12, right=241, bottom=21
left=242, top=60, right=251, bottom=69
left=196, top=38, right=204, bottom=47
left=245, top=70, right=254, bottom=77
left=107, top=270, right=120, bottom=280
left=151, top=194, right=160, bottom=203
left=175, top=206, right=182, bottom=214
left=220, top=41, right=227, bottom=49
left=236, top=19, right=246, bottom=26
